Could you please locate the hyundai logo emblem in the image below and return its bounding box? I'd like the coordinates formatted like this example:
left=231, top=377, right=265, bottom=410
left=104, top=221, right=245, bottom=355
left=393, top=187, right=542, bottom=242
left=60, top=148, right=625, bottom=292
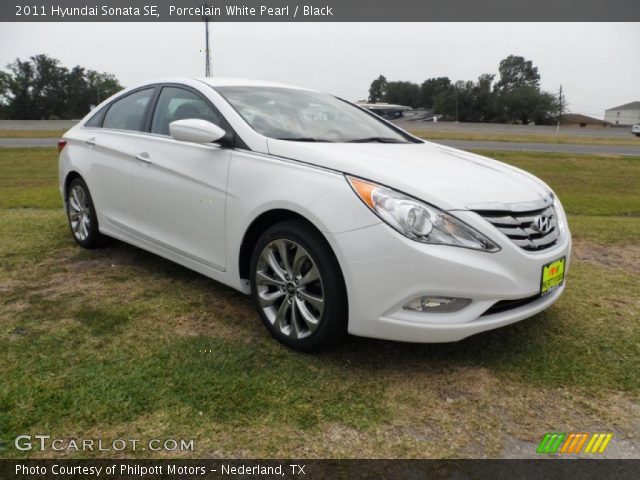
left=533, top=215, right=552, bottom=234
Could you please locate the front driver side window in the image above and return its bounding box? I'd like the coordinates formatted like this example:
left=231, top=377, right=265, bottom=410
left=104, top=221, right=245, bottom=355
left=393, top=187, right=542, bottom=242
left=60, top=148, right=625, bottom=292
left=151, top=87, right=223, bottom=136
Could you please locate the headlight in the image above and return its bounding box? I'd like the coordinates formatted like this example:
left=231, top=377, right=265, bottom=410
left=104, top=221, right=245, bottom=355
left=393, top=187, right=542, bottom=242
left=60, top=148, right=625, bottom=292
left=553, top=194, right=567, bottom=241
left=347, top=176, right=500, bottom=252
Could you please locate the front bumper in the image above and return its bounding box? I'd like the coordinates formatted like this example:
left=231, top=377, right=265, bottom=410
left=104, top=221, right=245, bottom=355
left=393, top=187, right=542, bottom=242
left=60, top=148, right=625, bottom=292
left=328, top=213, right=571, bottom=343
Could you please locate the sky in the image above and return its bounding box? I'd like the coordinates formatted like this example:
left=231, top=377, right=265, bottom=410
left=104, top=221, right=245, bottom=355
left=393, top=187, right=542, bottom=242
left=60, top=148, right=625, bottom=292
left=0, top=22, right=638, bottom=118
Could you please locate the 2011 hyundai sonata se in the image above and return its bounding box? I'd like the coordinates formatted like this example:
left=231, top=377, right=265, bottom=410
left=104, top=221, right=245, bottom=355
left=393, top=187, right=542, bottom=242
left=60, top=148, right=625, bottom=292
left=58, top=77, right=571, bottom=350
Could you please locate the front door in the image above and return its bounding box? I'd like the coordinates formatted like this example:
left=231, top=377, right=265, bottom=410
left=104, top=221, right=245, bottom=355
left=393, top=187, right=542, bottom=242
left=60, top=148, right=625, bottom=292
left=131, top=86, right=231, bottom=271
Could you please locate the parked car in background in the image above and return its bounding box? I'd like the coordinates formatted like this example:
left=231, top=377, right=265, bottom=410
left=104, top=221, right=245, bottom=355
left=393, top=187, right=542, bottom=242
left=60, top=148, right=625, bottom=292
left=58, top=78, right=571, bottom=351
left=632, top=124, right=640, bottom=137
left=356, top=102, right=412, bottom=119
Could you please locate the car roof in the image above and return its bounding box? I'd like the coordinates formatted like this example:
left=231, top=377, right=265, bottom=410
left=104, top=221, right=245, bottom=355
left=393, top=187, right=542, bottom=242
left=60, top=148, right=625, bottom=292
left=197, top=77, right=316, bottom=91
left=127, top=77, right=317, bottom=92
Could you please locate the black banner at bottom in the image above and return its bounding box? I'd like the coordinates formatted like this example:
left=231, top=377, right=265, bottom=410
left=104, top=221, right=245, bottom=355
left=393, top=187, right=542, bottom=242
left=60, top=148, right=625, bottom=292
left=1, top=459, right=639, bottom=479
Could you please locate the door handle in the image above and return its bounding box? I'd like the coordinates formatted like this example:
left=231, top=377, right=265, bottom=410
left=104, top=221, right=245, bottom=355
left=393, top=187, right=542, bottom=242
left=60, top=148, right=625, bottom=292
left=85, top=137, right=96, bottom=147
left=135, top=152, right=152, bottom=164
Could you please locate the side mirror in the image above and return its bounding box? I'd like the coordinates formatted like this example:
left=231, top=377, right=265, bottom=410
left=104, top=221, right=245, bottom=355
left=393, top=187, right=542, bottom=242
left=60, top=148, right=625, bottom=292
left=169, top=119, right=226, bottom=144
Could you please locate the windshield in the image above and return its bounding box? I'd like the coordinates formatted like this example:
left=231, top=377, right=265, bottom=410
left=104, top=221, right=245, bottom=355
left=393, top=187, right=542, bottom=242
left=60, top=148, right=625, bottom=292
left=215, top=86, right=414, bottom=143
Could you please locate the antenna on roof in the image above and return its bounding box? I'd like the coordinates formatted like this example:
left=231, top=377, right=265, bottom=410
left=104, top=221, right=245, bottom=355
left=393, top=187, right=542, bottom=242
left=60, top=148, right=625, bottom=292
left=202, top=4, right=212, bottom=77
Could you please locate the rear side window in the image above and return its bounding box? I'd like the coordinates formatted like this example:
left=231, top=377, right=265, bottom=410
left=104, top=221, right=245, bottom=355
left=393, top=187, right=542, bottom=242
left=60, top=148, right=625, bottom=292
left=84, top=110, right=104, bottom=127
left=102, top=88, right=154, bottom=131
left=151, top=87, right=223, bottom=136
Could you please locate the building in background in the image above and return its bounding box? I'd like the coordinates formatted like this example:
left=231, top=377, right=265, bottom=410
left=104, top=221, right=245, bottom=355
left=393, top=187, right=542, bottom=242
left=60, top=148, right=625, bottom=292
left=560, top=113, right=610, bottom=128
left=604, top=101, right=640, bottom=126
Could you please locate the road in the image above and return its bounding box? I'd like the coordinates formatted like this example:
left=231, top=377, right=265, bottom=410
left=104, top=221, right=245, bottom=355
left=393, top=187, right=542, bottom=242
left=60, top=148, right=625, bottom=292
left=2, top=137, right=639, bottom=156
left=0, top=138, right=60, bottom=148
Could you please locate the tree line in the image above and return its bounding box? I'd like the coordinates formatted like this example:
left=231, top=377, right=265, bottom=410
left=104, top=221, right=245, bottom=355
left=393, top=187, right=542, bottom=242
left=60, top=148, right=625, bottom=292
left=368, top=55, right=563, bottom=125
left=0, top=54, right=123, bottom=120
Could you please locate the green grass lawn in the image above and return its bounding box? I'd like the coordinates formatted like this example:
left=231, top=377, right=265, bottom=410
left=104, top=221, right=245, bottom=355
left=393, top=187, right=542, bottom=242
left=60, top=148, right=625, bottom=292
left=0, top=148, right=638, bottom=459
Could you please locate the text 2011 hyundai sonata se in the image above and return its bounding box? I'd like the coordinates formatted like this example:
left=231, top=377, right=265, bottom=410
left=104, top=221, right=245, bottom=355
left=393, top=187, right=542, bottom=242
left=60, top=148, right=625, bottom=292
left=58, top=78, right=571, bottom=350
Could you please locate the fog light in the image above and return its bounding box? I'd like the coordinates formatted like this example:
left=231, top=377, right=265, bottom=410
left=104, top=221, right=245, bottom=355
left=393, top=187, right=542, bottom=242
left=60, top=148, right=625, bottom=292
left=403, top=296, right=471, bottom=313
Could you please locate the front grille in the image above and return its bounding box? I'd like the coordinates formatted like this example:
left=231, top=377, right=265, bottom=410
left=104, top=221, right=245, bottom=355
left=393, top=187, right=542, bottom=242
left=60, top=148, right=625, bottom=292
left=480, top=294, right=541, bottom=316
left=474, top=206, right=559, bottom=252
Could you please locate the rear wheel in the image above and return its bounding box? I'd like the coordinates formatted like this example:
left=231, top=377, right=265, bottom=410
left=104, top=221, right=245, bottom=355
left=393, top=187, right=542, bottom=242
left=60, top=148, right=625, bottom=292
left=250, top=220, right=348, bottom=351
left=66, top=177, right=106, bottom=249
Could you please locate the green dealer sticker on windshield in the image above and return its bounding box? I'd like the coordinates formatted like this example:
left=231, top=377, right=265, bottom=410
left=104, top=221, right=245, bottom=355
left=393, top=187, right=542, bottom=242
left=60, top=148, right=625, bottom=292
left=541, top=257, right=566, bottom=295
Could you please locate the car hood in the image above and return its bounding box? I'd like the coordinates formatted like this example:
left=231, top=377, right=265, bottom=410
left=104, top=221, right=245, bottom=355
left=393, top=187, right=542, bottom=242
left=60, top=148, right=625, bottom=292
left=266, top=139, right=551, bottom=211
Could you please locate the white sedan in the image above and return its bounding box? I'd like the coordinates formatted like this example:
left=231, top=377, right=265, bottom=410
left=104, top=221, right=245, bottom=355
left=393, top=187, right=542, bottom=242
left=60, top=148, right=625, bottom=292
left=58, top=78, right=571, bottom=350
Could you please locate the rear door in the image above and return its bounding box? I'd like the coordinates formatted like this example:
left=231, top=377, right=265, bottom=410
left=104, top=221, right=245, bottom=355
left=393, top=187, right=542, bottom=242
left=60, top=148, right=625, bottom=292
left=81, top=87, right=155, bottom=231
left=130, top=85, right=231, bottom=271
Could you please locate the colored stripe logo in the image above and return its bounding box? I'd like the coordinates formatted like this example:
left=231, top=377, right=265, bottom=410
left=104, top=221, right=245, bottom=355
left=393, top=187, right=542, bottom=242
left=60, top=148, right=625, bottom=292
left=537, top=433, right=612, bottom=454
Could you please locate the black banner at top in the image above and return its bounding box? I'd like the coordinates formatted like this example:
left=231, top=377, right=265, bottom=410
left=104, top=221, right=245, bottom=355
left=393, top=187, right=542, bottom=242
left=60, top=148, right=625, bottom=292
left=3, top=0, right=640, bottom=22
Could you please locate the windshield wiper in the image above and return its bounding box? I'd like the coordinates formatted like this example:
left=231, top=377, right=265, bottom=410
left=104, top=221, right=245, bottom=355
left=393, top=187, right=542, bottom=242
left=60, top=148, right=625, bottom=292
left=275, top=136, right=406, bottom=143
left=347, top=137, right=407, bottom=143
left=275, top=137, right=334, bottom=142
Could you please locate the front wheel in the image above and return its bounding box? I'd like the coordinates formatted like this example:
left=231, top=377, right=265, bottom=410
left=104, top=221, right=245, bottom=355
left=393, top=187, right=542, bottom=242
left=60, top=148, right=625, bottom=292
left=249, top=220, right=348, bottom=351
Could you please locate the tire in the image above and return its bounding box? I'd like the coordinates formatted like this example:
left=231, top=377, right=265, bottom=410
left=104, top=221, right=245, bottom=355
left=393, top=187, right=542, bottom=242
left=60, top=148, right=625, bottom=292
left=249, top=220, right=348, bottom=351
left=66, top=176, right=106, bottom=249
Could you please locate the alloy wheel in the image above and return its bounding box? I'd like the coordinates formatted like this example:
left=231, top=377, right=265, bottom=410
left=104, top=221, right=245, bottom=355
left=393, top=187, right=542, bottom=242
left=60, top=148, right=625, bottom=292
left=255, top=239, right=325, bottom=339
left=68, top=184, right=91, bottom=242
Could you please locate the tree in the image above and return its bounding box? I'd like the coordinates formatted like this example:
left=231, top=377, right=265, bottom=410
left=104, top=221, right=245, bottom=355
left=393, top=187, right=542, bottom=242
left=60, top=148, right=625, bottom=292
left=4, top=59, right=35, bottom=119
left=531, top=91, right=560, bottom=125
left=431, top=80, right=481, bottom=122
left=30, top=54, right=70, bottom=119
left=385, top=81, right=421, bottom=108
left=65, top=66, right=90, bottom=119
left=368, top=75, right=388, bottom=103
left=0, top=70, right=10, bottom=119
left=419, top=77, right=451, bottom=109
left=495, top=86, right=558, bottom=125
left=421, top=76, right=495, bottom=121
left=0, top=54, right=123, bottom=120
left=86, top=71, right=121, bottom=109
left=497, top=86, right=538, bottom=124
left=495, top=55, right=540, bottom=93
left=433, top=86, right=456, bottom=120
left=365, top=54, right=560, bottom=125
left=470, top=74, right=496, bottom=122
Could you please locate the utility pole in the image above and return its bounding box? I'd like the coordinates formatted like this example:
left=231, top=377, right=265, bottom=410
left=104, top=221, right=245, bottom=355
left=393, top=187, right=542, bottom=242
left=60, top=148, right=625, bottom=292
left=556, top=84, right=563, bottom=134
left=202, top=4, right=212, bottom=77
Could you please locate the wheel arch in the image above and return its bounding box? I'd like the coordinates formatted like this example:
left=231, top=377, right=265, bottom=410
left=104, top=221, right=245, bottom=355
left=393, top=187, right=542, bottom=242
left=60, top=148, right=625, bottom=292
left=64, top=170, right=83, bottom=196
left=63, top=170, right=84, bottom=207
left=238, top=208, right=335, bottom=282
